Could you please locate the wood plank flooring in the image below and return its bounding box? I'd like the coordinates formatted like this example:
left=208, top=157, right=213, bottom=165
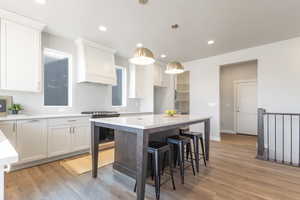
left=5, top=134, right=300, bottom=200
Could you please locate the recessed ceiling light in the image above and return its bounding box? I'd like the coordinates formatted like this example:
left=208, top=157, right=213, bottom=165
left=35, top=0, right=47, bottom=4
left=98, top=26, right=107, bottom=32
left=161, top=54, right=167, bottom=58
left=208, top=40, right=215, bottom=45
left=136, top=43, right=143, bottom=47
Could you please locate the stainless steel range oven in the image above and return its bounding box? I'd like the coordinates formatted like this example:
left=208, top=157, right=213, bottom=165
left=81, top=111, right=120, bottom=144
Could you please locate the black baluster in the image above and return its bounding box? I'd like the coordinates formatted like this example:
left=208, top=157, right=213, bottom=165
left=275, top=115, right=277, bottom=162
left=299, top=116, right=300, bottom=167
left=282, top=115, right=284, bottom=164
left=290, top=115, right=293, bottom=165
left=267, top=114, right=270, bottom=160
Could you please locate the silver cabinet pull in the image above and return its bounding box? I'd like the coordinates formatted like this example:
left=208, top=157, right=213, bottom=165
left=68, top=120, right=77, bottom=122
left=12, top=122, right=16, bottom=132
left=69, top=127, right=75, bottom=134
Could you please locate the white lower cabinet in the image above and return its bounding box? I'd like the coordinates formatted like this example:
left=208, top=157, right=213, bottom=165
left=47, top=125, right=72, bottom=157
left=48, top=117, right=90, bottom=157
left=71, top=124, right=90, bottom=152
left=17, top=119, right=47, bottom=163
left=0, top=117, right=90, bottom=167
left=0, top=121, right=17, bottom=149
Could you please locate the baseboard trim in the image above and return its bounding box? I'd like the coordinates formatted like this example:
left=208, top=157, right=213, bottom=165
left=211, top=136, right=221, bottom=142
left=221, top=130, right=236, bottom=134
left=11, top=149, right=89, bottom=171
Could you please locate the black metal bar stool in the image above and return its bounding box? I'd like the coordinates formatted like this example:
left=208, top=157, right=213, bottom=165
left=180, top=129, right=207, bottom=173
left=134, top=141, right=176, bottom=200
left=167, top=135, right=195, bottom=184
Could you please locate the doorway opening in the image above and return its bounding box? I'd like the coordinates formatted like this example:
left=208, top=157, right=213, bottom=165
left=220, top=60, right=258, bottom=137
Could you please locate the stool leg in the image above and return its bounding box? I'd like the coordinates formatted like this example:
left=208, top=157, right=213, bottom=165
left=186, top=144, right=190, bottom=161
left=154, top=150, right=161, bottom=200
left=178, top=142, right=184, bottom=184
left=200, top=137, right=207, bottom=167
left=188, top=143, right=196, bottom=176
left=168, top=148, right=176, bottom=190
left=162, top=152, right=167, bottom=175
left=173, top=144, right=178, bottom=167
left=134, top=181, right=137, bottom=192
left=150, top=154, right=154, bottom=180
left=193, top=136, right=200, bottom=173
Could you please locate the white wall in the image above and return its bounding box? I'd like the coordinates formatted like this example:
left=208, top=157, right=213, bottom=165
left=185, top=37, right=300, bottom=141
left=220, top=61, right=257, bottom=132
left=0, top=32, right=140, bottom=114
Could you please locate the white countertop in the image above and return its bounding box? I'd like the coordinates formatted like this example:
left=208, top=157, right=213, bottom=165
left=0, top=130, right=18, bottom=166
left=90, top=114, right=211, bottom=129
left=0, top=113, right=91, bottom=121
left=0, top=112, right=152, bottom=121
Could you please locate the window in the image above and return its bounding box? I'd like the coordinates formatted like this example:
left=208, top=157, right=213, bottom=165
left=43, top=48, right=72, bottom=106
left=112, top=66, right=127, bottom=106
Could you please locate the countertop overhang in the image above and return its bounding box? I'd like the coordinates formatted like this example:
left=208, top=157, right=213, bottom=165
left=90, top=114, right=212, bottom=130
left=0, top=130, right=18, bottom=166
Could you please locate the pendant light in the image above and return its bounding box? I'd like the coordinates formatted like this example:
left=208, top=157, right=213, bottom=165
left=165, top=61, right=184, bottom=74
left=129, top=47, right=155, bottom=65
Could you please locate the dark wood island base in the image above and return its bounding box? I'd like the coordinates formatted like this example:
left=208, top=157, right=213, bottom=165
left=113, top=129, right=179, bottom=178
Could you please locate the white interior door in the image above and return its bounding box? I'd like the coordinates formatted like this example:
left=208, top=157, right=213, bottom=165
left=236, top=81, right=257, bottom=135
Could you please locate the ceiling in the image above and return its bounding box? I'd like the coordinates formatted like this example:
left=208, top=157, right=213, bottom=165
left=1, top=0, right=300, bottom=62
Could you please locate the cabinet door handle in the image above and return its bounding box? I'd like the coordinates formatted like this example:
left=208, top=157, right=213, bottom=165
left=68, top=120, right=77, bottom=122
left=73, top=127, right=76, bottom=133
left=13, top=122, right=16, bottom=132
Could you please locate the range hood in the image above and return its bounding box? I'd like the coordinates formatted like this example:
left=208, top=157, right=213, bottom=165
left=75, top=38, right=117, bottom=85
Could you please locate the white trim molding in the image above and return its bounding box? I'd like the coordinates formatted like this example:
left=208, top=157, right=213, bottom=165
left=221, top=130, right=236, bottom=134
left=0, top=9, right=46, bottom=31
left=211, top=135, right=221, bottom=141
left=75, top=38, right=116, bottom=54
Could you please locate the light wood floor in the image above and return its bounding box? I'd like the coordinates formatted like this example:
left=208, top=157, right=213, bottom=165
left=5, top=134, right=300, bottom=200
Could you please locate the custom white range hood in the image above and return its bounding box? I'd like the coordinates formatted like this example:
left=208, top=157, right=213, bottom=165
left=75, top=38, right=117, bottom=85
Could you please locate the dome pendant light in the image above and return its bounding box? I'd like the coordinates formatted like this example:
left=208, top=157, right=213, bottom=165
left=129, top=47, right=155, bottom=65
left=165, top=61, right=185, bottom=74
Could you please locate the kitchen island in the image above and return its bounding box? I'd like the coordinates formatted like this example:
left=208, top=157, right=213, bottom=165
left=90, top=114, right=211, bottom=200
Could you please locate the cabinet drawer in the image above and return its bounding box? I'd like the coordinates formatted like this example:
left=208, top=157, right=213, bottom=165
left=48, top=117, right=90, bottom=126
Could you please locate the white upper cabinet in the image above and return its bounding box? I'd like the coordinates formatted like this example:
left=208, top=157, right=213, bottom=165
left=129, top=64, right=147, bottom=99
left=0, top=9, right=45, bottom=92
left=76, top=38, right=117, bottom=85
left=153, top=62, right=168, bottom=87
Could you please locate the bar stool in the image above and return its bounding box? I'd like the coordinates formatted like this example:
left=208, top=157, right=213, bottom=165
left=134, top=141, right=176, bottom=200
left=180, top=129, right=207, bottom=173
left=167, top=135, right=195, bottom=184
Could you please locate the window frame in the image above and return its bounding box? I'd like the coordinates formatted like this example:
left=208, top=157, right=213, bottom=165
left=43, top=48, right=73, bottom=107
left=112, top=66, right=127, bottom=107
